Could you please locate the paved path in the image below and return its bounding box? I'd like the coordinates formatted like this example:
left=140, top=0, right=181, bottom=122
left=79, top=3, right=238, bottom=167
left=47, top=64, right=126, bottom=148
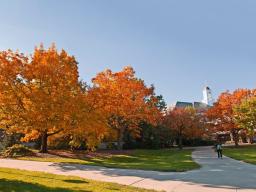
left=0, top=146, right=256, bottom=192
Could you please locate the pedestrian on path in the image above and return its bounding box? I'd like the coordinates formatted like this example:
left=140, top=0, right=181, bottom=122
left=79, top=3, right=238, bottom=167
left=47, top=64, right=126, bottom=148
left=216, top=143, right=223, bottom=159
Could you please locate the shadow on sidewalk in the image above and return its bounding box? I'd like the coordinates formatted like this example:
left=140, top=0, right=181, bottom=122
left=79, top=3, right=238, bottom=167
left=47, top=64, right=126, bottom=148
left=49, top=147, right=256, bottom=190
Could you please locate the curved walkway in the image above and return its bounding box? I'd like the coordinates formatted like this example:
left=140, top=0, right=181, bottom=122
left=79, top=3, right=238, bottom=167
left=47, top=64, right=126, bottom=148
left=0, top=146, right=256, bottom=192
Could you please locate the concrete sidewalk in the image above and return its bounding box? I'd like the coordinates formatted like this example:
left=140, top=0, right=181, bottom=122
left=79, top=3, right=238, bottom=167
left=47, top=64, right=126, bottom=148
left=0, top=146, right=256, bottom=192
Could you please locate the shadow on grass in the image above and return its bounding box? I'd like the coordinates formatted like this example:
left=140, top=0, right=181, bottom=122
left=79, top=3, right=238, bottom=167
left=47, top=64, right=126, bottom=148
left=48, top=147, right=256, bottom=190
left=0, top=179, right=91, bottom=192
left=63, top=179, right=89, bottom=184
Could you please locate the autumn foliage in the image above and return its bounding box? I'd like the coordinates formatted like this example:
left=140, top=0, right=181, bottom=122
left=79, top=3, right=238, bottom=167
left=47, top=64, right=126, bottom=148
left=206, top=89, right=256, bottom=146
left=233, top=96, right=256, bottom=143
left=3, top=43, right=254, bottom=153
left=90, top=66, right=162, bottom=149
left=164, top=107, right=205, bottom=149
left=0, top=44, right=163, bottom=152
left=0, top=45, right=107, bottom=152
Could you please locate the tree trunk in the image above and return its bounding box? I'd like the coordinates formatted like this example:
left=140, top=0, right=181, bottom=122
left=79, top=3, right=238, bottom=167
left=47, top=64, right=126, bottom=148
left=250, top=137, right=253, bottom=144
left=117, top=127, right=124, bottom=150
left=231, top=129, right=239, bottom=147
left=249, top=135, right=254, bottom=144
left=234, top=138, right=239, bottom=147
left=40, top=132, right=48, bottom=153
left=178, top=135, right=183, bottom=150
left=249, top=129, right=254, bottom=144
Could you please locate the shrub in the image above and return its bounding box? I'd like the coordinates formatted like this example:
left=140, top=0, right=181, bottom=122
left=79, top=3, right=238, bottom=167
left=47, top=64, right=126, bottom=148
left=123, top=123, right=174, bottom=149
left=0, top=129, right=23, bottom=152
left=3, top=144, right=34, bottom=158
left=182, top=138, right=215, bottom=146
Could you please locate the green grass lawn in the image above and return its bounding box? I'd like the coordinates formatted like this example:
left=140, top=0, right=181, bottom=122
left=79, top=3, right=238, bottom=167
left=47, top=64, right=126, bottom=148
left=0, top=167, right=157, bottom=192
left=224, top=145, right=256, bottom=165
left=18, top=149, right=199, bottom=172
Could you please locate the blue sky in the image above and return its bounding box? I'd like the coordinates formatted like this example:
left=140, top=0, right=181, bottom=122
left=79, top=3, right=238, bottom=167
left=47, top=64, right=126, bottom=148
left=1, top=0, right=256, bottom=105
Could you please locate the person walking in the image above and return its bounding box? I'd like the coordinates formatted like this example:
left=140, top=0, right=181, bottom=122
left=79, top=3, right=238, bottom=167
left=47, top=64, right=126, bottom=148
left=216, top=143, right=223, bottom=159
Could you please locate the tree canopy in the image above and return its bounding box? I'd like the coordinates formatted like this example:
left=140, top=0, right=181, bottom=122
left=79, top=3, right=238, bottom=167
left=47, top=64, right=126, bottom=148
left=164, top=107, right=204, bottom=149
left=90, top=66, right=162, bottom=149
left=0, top=45, right=107, bottom=152
left=206, top=89, right=256, bottom=146
left=233, top=96, right=256, bottom=143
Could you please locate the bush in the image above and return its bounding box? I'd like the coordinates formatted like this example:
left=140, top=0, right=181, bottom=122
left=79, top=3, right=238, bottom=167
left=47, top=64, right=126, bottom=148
left=182, top=138, right=215, bottom=146
left=3, top=144, right=34, bottom=158
left=0, top=129, right=23, bottom=152
left=123, top=123, right=174, bottom=149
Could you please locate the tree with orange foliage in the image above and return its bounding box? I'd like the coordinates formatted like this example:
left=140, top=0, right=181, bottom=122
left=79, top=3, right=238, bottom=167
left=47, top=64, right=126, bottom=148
left=206, top=89, right=256, bottom=146
left=66, top=82, right=108, bottom=151
left=90, top=66, right=162, bottom=149
left=164, top=107, right=204, bottom=149
left=0, top=45, right=107, bottom=152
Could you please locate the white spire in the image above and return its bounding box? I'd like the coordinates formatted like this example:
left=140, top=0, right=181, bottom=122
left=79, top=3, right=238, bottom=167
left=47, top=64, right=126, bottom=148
left=202, top=86, right=214, bottom=106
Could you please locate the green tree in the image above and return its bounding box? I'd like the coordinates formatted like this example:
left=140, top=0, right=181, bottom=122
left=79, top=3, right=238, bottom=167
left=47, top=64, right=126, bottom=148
left=233, top=97, right=256, bottom=144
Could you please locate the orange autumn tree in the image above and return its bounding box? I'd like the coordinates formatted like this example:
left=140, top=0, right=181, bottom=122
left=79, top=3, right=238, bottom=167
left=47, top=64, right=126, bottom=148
left=0, top=45, right=79, bottom=152
left=66, top=82, right=108, bottom=151
left=45, top=81, right=108, bottom=151
left=0, top=44, right=107, bottom=152
left=0, top=50, right=28, bottom=141
left=206, top=89, right=256, bottom=146
left=164, top=107, right=204, bottom=149
left=90, top=66, right=161, bottom=149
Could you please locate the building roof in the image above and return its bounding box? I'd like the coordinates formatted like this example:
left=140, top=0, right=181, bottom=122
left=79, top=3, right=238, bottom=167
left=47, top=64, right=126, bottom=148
left=175, top=101, right=193, bottom=108
left=173, top=101, right=210, bottom=110
left=194, top=102, right=209, bottom=109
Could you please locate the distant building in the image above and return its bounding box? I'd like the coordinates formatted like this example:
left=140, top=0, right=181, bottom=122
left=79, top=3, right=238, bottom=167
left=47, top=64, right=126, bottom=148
left=202, top=86, right=214, bottom=106
left=171, top=86, right=214, bottom=111
left=174, top=101, right=193, bottom=108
